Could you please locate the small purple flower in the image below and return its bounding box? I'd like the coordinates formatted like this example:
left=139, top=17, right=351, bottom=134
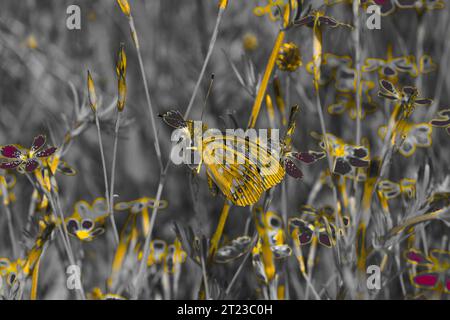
left=0, top=135, right=57, bottom=173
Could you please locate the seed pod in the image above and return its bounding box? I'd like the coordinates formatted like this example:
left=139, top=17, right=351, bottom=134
left=87, top=70, right=97, bottom=113
left=116, top=0, right=131, bottom=17
left=116, top=44, right=127, bottom=112
left=219, top=0, right=228, bottom=9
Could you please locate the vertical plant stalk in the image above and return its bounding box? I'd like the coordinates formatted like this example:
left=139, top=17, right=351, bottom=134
left=128, top=16, right=163, bottom=172
left=30, top=243, right=48, bottom=300
left=353, top=0, right=362, bottom=146
left=311, top=24, right=342, bottom=265
left=52, top=191, right=87, bottom=300
left=109, top=111, right=122, bottom=245
left=1, top=182, right=18, bottom=258
left=291, top=232, right=321, bottom=299
left=428, top=16, right=450, bottom=118
left=225, top=233, right=257, bottom=296
left=208, top=201, right=231, bottom=258
left=132, top=162, right=170, bottom=298
left=247, top=29, right=285, bottom=128
left=184, top=5, right=226, bottom=119
left=95, top=114, right=120, bottom=246
left=415, top=13, right=426, bottom=90
left=200, top=253, right=211, bottom=300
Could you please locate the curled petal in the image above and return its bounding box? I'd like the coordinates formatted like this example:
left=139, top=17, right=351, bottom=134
left=35, top=147, right=57, bottom=158
left=31, top=135, right=46, bottom=152
left=284, top=159, right=303, bottom=179
left=0, top=160, right=22, bottom=170
left=66, top=219, right=80, bottom=236
left=1, top=145, right=22, bottom=158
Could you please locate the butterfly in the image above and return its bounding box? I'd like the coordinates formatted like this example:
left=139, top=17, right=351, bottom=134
left=312, top=132, right=370, bottom=176
left=405, top=248, right=450, bottom=294
left=378, top=121, right=432, bottom=157
left=378, top=79, right=433, bottom=119
left=214, top=236, right=252, bottom=263
left=289, top=205, right=350, bottom=248
left=65, top=198, right=109, bottom=241
left=378, top=178, right=416, bottom=199
left=430, top=109, right=450, bottom=136
left=160, top=110, right=285, bottom=206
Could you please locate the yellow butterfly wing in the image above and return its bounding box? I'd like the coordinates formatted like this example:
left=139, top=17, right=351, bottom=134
left=202, top=135, right=285, bottom=206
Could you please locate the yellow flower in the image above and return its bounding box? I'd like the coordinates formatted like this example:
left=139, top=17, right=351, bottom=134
left=276, top=42, right=302, bottom=72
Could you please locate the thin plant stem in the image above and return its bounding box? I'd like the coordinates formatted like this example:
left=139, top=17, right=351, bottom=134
left=94, top=113, right=119, bottom=246
left=24, top=173, right=86, bottom=300
left=353, top=0, right=362, bottom=146
left=128, top=16, right=163, bottom=172
left=1, top=183, right=18, bottom=258
left=225, top=234, right=257, bottom=296
left=109, top=110, right=122, bottom=247
left=132, top=161, right=170, bottom=298
left=129, top=2, right=229, bottom=299
left=208, top=201, right=231, bottom=259
left=184, top=6, right=226, bottom=119
left=200, top=253, right=210, bottom=300
left=428, top=16, right=450, bottom=118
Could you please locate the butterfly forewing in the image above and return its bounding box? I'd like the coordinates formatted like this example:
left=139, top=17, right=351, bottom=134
left=159, top=110, right=187, bottom=129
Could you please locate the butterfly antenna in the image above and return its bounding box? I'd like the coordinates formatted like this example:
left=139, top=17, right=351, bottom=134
left=200, top=73, right=215, bottom=122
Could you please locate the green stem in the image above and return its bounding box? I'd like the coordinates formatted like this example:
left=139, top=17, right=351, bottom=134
left=95, top=113, right=119, bottom=246
left=109, top=111, right=122, bottom=246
